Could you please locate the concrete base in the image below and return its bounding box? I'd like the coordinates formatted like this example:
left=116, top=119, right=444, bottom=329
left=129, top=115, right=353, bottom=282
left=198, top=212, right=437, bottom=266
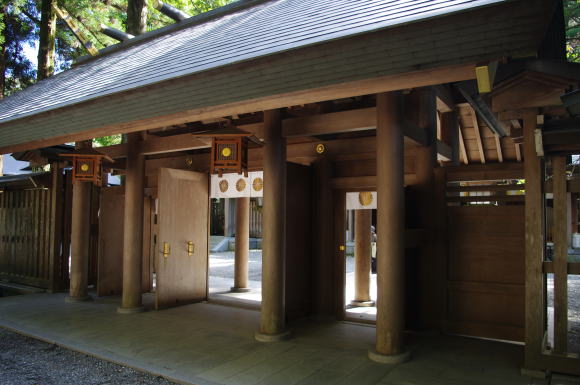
left=64, top=295, right=92, bottom=303
left=350, top=300, right=375, bottom=307
left=368, top=349, right=411, bottom=364
left=254, top=330, right=292, bottom=343
left=116, top=306, right=145, bottom=314
left=230, top=287, right=252, bottom=293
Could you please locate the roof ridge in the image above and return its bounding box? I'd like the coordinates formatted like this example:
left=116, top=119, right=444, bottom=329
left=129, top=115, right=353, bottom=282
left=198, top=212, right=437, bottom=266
left=75, top=0, right=272, bottom=66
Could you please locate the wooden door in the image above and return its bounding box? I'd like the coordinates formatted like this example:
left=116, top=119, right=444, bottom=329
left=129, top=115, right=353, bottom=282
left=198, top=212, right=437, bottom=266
left=156, top=168, right=209, bottom=310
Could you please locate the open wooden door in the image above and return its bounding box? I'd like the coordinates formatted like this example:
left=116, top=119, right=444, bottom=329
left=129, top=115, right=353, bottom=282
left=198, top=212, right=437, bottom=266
left=156, top=168, right=209, bottom=310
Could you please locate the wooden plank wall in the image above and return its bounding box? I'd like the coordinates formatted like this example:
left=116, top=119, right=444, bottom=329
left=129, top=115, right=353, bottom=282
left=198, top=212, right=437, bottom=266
left=0, top=188, right=54, bottom=288
left=446, top=205, right=525, bottom=341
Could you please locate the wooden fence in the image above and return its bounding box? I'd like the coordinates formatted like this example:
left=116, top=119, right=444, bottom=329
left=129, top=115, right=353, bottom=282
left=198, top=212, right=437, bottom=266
left=0, top=167, right=71, bottom=291
left=250, top=198, right=262, bottom=238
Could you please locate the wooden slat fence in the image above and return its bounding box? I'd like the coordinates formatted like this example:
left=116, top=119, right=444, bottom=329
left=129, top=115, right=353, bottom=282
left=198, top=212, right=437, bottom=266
left=0, top=167, right=71, bottom=291
left=0, top=188, right=53, bottom=288
left=250, top=198, right=262, bottom=238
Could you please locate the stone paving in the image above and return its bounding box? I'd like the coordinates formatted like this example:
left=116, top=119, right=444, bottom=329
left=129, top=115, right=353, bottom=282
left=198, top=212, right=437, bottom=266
left=0, top=292, right=551, bottom=385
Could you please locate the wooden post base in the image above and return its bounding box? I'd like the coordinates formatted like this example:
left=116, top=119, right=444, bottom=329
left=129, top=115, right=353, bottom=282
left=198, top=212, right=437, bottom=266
left=65, top=295, right=92, bottom=303
left=230, top=287, right=252, bottom=293
left=116, top=306, right=145, bottom=314
left=368, top=349, right=411, bottom=364
left=350, top=300, right=375, bottom=307
left=254, top=330, right=292, bottom=343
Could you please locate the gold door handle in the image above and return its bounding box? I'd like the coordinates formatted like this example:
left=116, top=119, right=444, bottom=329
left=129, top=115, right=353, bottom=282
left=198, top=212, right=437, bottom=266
left=187, top=241, right=194, bottom=256
left=162, top=242, right=170, bottom=258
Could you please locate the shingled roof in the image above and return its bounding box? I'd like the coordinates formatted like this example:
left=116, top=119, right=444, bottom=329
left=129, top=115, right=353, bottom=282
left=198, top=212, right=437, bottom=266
left=0, top=0, right=557, bottom=153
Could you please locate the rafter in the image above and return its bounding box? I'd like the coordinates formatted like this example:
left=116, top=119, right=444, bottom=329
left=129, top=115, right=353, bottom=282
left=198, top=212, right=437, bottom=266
left=494, top=134, right=503, bottom=163
left=469, top=106, right=485, bottom=164
left=457, top=120, right=469, bottom=165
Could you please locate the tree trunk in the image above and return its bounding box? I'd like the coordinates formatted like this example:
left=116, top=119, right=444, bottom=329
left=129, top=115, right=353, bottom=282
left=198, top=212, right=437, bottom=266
left=126, top=0, right=148, bottom=36
left=0, top=5, right=7, bottom=98
left=37, top=0, right=57, bottom=81
left=123, top=0, right=148, bottom=152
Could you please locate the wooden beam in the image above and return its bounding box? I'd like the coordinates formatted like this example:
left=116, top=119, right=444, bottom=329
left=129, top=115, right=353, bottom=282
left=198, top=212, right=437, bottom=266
left=470, top=107, right=486, bottom=164
left=99, top=134, right=211, bottom=159
left=141, top=135, right=210, bottom=155
left=552, top=155, right=568, bottom=354
left=445, top=163, right=524, bottom=182
left=436, top=140, right=453, bottom=162
left=440, top=111, right=459, bottom=165
left=282, top=108, right=375, bottom=138
left=457, top=122, right=469, bottom=165
left=545, top=179, right=580, bottom=193
left=102, top=108, right=432, bottom=159
left=433, top=85, right=455, bottom=113
left=330, top=174, right=417, bottom=190
left=0, top=63, right=476, bottom=155
left=515, top=143, right=522, bottom=162
left=247, top=106, right=428, bottom=145
left=542, top=262, right=580, bottom=275
left=495, top=134, right=503, bottom=163
left=447, top=184, right=525, bottom=193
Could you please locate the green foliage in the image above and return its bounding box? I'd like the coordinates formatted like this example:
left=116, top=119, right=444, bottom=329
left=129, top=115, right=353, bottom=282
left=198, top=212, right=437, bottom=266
left=1, top=0, right=37, bottom=96
left=93, top=134, right=122, bottom=147
left=565, top=0, right=580, bottom=62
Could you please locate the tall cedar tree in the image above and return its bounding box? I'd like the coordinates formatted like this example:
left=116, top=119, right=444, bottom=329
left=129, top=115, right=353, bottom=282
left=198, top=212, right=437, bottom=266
left=126, top=0, right=147, bottom=35
left=37, top=0, right=56, bottom=80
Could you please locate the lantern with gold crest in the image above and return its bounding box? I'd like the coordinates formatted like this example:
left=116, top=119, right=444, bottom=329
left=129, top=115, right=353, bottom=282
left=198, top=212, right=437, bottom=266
left=194, top=126, right=261, bottom=177
left=60, top=148, right=114, bottom=186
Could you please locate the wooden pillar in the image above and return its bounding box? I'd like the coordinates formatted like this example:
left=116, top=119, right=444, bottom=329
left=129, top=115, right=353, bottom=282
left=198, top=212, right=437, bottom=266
left=232, top=197, right=250, bottom=292
left=66, top=141, right=92, bottom=302
left=369, top=92, right=410, bottom=363
left=523, top=110, right=544, bottom=372
left=413, top=89, right=437, bottom=329
left=255, top=109, right=290, bottom=342
left=351, top=209, right=374, bottom=306
left=118, top=132, right=145, bottom=313
left=553, top=156, right=568, bottom=354
left=49, top=162, right=64, bottom=293
left=571, top=194, right=578, bottom=236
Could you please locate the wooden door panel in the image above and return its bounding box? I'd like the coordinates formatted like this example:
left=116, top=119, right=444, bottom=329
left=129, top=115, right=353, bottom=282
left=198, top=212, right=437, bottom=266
left=446, top=205, right=525, bottom=341
left=97, top=186, right=124, bottom=297
left=156, top=168, right=208, bottom=310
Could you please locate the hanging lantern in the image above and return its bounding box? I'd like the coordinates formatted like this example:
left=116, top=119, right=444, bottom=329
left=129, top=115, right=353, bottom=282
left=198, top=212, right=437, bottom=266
left=60, top=148, right=114, bottom=186
left=194, top=126, right=261, bottom=177
left=211, top=136, right=249, bottom=177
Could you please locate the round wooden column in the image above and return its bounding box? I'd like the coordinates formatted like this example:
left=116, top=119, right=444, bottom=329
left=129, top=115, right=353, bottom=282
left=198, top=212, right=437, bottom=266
left=232, top=197, right=250, bottom=292
left=369, top=92, right=410, bottom=363
left=67, top=179, right=92, bottom=302
left=255, top=109, right=290, bottom=342
left=351, top=209, right=374, bottom=306
left=118, top=132, right=145, bottom=314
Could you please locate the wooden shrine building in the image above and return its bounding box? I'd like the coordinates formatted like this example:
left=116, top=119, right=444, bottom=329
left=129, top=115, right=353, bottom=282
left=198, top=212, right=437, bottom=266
left=0, top=0, right=579, bottom=377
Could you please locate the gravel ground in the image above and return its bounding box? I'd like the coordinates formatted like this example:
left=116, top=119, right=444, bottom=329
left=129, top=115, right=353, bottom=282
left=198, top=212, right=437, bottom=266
left=0, top=328, right=176, bottom=385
